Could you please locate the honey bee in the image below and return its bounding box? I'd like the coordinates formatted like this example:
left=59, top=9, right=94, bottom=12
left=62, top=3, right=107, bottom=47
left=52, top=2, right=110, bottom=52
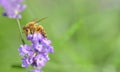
left=23, top=17, right=47, bottom=38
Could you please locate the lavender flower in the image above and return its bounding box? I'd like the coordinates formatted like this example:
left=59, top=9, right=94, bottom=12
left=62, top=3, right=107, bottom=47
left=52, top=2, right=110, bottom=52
left=18, top=32, right=54, bottom=72
left=0, top=0, right=26, bottom=18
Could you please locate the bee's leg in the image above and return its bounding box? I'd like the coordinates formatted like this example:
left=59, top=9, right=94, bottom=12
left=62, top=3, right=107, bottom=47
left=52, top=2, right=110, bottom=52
left=30, top=28, right=35, bottom=34
left=33, top=28, right=36, bottom=34
left=41, top=29, right=47, bottom=38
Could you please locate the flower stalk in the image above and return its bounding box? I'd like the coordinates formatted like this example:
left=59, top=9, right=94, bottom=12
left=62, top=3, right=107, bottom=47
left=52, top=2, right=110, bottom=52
left=16, top=19, right=25, bottom=45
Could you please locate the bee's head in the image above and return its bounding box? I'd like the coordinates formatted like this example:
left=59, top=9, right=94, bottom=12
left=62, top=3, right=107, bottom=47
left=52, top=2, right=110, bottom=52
left=23, top=26, right=30, bottom=36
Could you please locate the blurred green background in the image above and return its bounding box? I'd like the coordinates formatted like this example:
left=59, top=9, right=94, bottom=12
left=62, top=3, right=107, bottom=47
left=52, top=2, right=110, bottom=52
left=0, top=0, right=120, bottom=72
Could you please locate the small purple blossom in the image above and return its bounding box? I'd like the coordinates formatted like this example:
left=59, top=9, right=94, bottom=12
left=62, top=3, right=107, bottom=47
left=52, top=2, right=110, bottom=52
left=22, top=57, right=30, bottom=67
left=18, top=44, right=32, bottom=56
left=30, top=69, right=42, bottom=72
left=0, top=0, right=26, bottom=18
left=18, top=32, right=54, bottom=72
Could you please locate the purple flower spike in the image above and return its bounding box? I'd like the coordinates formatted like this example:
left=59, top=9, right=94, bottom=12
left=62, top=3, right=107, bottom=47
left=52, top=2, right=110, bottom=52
left=18, top=32, right=54, bottom=72
left=0, top=0, right=26, bottom=19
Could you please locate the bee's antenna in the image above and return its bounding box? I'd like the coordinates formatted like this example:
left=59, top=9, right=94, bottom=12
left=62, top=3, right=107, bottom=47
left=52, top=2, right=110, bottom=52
left=35, top=17, right=48, bottom=23
left=32, top=18, right=38, bottom=21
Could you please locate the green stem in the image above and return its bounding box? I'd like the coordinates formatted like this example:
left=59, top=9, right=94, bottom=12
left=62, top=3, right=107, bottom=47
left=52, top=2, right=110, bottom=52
left=16, top=19, right=25, bottom=45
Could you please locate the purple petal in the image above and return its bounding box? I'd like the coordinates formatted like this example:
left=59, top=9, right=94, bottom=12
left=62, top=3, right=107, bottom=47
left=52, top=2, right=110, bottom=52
left=32, top=33, right=43, bottom=43
left=42, top=39, right=51, bottom=46
left=18, top=45, right=32, bottom=56
left=27, top=34, right=33, bottom=40
left=48, top=46, right=54, bottom=53
left=22, top=58, right=29, bottom=67
left=34, top=55, right=47, bottom=67
left=33, top=44, right=43, bottom=52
